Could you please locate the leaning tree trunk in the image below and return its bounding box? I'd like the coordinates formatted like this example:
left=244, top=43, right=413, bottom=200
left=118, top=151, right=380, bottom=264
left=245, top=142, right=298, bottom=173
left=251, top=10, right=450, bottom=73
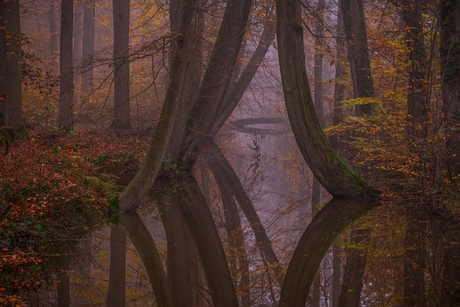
left=59, top=0, right=74, bottom=130
left=0, top=0, right=24, bottom=132
left=276, top=0, right=375, bottom=199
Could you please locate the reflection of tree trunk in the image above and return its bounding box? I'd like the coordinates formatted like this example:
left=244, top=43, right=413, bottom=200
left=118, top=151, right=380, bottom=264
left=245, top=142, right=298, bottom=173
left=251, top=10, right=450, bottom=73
left=279, top=199, right=377, bottom=307
left=338, top=228, right=369, bottom=307
left=57, top=261, right=70, bottom=307
left=310, top=180, right=322, bottom=307
left=205, top=139, right=285, bottom=287
left=441, top=227, right=460, bottom=306
left=157, top=188, right=193, bottom=306
left=176, top=172, right=239, bottom=307
left=118, top=211, right=173, bottom=306
left=213, top=162, right=250, bottom=305
left=107, top=226, right=126, bottom=307
left=332, top=243, right=341, bottom=307
left=403, top=213, right=426, bottom=306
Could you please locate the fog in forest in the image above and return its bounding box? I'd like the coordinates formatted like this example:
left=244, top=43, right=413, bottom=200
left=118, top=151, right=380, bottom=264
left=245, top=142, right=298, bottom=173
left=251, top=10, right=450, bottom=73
left=1, top=0, right=459, bottom=306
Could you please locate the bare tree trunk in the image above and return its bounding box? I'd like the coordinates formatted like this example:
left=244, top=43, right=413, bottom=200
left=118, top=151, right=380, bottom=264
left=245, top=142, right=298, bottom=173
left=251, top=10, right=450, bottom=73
left=276, top=0, right=375, bottom=199
left=401, top=0, right=428, bottom=138
left=339, top=0, right=375, bottom=116
left=81, top=0, right=95, bottom=100
left=107, top=226, right=126, bottom=307
left=0, top=0, right=24, bottom=131
left=118, top=0, right=201, bottom=212
left=112, top=0, right=131, bottom=130
left=59, top=0, right=74, bottom=130
left=48, top=0, right=58, bottom=69
left=73, top=2, right=83, bottom=104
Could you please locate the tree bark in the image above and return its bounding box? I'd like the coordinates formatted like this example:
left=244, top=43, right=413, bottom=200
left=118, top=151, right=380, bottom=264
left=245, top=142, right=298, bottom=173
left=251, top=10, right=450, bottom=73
left=340, top=0, right=375, bottom=116
left=118, top=0, right=201, bottom=212
left=81, top=0, right=95, bottom=99
left=179, top=0, right=253, bottom=169
left=59, top=0, right=74, bottom=130
left=107, top=226, right=126, bottom=307
left=440, top=0, right=460, bottom=123
left=401, top=0, right=428, bottom=138
left=0, top=0, right=24, bottom=130
left=112, top=0, right=131, bottom=130
left=276, top=0, right=376, bottom=199
left=57, top=262, right=70, bottom=307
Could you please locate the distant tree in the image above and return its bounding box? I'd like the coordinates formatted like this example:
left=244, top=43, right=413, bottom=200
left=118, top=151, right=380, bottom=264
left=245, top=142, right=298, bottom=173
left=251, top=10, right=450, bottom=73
left=59, top=0, right=74, bottom=130
left=340, top=0, right=374, bottom=116
left=111, top=0, right=131, bottom=130
left=0, top=0, right=24, bottom=135
left=81, top=0, right=95, bottom=99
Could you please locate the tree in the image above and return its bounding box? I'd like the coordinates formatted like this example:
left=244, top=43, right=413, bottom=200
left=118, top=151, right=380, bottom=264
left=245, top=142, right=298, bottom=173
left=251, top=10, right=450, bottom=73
left=0, top=0, right=24, bottom=134
left=81, top=0, right=95, bottom=99
left=111, top=0, right=131, bottom=130
left=340, top=0, right=374, bottom=116
left=59, top=0, right=74, bottom=130
left=276, top=0, right=377, bottom=305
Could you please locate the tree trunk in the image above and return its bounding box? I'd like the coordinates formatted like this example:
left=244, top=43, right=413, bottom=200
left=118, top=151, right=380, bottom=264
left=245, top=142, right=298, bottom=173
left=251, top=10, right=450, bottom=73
left=340, top=0, right=375, bottom=116
left=118, top=0, right=201, bottom=212
left=112, top=0, right=131, bottom=130
left=48, top=0, right=58, bottom=69
left=179, top=0, right=253, bottom=169
left=59, top=0, right=74, bottom=130
left=401, top=0, right=428, bottom=138
left=73, top=2, right=83, bottom=103
left=0, top=0, right=24, bottom=131
left=440, top=0, right=460, bottom=123
left=276, top=0, right=375, bottom=199
left=279, top=198, right=378, bottom=307
left=107, top=226, right=126, bottom=307
left=81, top=0, right=95, bottom=99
